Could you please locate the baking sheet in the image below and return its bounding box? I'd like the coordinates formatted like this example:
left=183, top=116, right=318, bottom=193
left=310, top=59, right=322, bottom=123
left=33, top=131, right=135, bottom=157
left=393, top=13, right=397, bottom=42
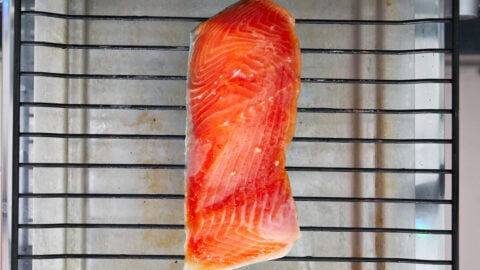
left=18, top=0, right=450, bottom=269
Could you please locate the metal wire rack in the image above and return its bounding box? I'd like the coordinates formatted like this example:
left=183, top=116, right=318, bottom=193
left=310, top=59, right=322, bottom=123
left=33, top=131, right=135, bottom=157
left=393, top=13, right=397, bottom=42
left=2, top=0, right=459, bottom=269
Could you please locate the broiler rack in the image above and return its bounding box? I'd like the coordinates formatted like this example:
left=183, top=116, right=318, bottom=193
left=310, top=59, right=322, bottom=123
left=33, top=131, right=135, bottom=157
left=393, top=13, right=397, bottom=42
left=2, top=0, right=459, bottom=269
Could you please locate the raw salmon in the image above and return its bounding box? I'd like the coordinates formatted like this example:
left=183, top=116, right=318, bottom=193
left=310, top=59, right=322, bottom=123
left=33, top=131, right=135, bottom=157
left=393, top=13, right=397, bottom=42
left=185, top=0, right=301, bottom=269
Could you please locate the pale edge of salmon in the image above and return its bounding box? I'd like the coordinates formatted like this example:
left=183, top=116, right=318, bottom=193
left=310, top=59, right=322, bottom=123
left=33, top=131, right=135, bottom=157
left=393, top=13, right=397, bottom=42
left=183, top=242, right=295, bottom=270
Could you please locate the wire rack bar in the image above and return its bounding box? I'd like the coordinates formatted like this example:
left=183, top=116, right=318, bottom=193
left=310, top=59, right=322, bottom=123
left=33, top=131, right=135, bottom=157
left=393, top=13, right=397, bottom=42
left=286, top=166, right=452, bottom=174
left=282, top=257, right=451, bottom=265
left=18, top=254, right=186, bottom=260
left=20, top=132, right=187, bottom=140
left=17, top=163, right=453, bottom=174
left=16, top=193, right=452, bottom=204
left=18, top=193, right=184, bottom=199
left=11, top=0, right=22, bottom=269
left=19, top=162, right=185, bottom=169
left=20, top=72, right=452, bottom=84
left=21, top=41, right=191, bottom=51
left=301, top=78, right=452, bottom=84
left=297, top=108, right=451, bottom=114
left=294, top=197, right=451, bottom=204
left=292, top=137, right=452, bottom=144
left=21, top=41, right=452, bottom=55
left=21, top=10, right=452, bottom=25
left=451, top=1, right=460, bottom=269
left=16, top=224, right=452, bottom=235
left=301, top=48, right=452, bottom=54
left=20, top=71, right=186, bottom=80
left=19, top=102, right=453, bottom=114
left=19, top=72, right=454, bottom=84
left=16, top=254, right=452, bottom=265
left=20, top=102, right=186, bottom=110
left=18, top=224, right=184, bottom=230
left=19, top=133, right=453, bottom=144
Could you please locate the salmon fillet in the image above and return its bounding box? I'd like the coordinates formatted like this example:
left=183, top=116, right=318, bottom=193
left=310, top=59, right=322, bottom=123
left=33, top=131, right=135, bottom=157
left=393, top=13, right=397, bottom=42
left=185, top=0, right=301, bottom=269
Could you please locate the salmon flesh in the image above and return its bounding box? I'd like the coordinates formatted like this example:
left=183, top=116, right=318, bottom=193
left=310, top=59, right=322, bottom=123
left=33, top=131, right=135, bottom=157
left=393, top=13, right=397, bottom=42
left=185, top=0, right=301, bottom=269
